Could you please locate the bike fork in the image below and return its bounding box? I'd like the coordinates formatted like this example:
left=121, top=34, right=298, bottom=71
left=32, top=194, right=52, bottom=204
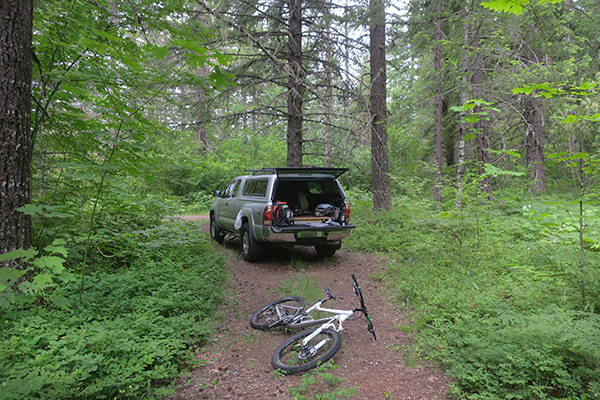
left=299, top=331, right=331, bottom=359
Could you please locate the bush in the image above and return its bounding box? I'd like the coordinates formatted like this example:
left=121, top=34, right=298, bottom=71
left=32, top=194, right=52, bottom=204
left=0, top=222, right=226, bottom=400
left=426, top=308, right=600, bottom=400
left=348, top=195, right=600, bottom=399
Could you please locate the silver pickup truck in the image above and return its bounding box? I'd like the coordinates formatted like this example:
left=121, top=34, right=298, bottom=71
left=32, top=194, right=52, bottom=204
left=209, top=167, right=356, bottom=261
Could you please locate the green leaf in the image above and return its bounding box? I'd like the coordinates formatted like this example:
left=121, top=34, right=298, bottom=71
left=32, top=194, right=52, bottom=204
left=150, top=45, right=170, bottom=60
left=214, top=51, right=232, bottom=66
left=209, top=68, right=235, bottom=89
left=121, top=56, right=141, bottom=70
left=44, top=245, right=69, bottom=257
left=481, top=0, right=530, bottom=15
left=0, top=267, right=26, bottom=281
left=170, top=38, right=208, bottom=55
left=484, top=164, right=525, bottom=177
left=17, top=204, right=44, bottom=216
left=92, top=29, right=123, bottom=44
left=560, top=114, right=581, bottom=123
left=13, top=293, right=34, bottom=304
left=32, top=273, right=54, bottom=287
left=482, top=0, right=563, bottom=14
left=33, top=256, right=66, bottom=274
left=0, top=248, right=38, bottom=262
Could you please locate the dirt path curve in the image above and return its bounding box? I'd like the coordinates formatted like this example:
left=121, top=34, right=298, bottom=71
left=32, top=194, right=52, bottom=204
left=172, top=218, right=451, bottom=399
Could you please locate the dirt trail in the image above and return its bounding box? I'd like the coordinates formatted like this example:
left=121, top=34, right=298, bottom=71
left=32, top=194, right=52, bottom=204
left=172, top=219, right=451, bottom=399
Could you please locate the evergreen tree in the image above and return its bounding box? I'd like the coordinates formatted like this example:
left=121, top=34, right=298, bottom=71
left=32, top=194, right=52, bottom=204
left=0, top=0, right=33, bottom=267
left=370, top=0, right=392, bottom=210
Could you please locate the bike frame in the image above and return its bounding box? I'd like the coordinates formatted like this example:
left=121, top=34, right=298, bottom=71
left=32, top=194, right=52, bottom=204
left=297, top=299, right=360, bottom=351
left=263, top=273, right=375, bottom=351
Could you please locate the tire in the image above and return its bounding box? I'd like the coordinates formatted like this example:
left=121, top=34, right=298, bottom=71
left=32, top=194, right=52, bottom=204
left=240, top=222, right=265, bottom=261
left=250, top=296, right=306, bottom=330
left=210, top=215, right=225, bottom=244
left=314, top=245, right=337, bottom=257
left=272, top=328, right=342, bottom=374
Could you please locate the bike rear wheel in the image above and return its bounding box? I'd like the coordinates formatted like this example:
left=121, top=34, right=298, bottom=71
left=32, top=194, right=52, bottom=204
left=250, top=296, right=306, bottom=330
left=271, top=328, right=341, bottom=374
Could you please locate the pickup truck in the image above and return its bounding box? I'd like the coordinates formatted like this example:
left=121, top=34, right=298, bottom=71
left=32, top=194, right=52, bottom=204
left=209, top=167, right=356, bottom=261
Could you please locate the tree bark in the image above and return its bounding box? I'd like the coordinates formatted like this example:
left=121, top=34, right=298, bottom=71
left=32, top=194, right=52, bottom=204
left=432, top=0, right=445, bottom=203
left=472, top=38, right=492, bottom=196
left=324, top=7, right=333, bottom=168
left=0, top=0, right=33, bottom=267
left=370, top=0, right=391, bottom=211
left=456, top=6, right=470, bottom=209
left=286, top=0, right=304, bottom=167
left=525, top=94, right=545, bottom=191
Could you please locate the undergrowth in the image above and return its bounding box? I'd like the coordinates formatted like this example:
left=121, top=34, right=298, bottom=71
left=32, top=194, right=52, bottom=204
left=0, top=221, right=226, bottom=400
left=276, top=273, right=324, bottom=304
left=286, top=361, right=358, bottom=399
left=348, top=193, right=600, bottom=399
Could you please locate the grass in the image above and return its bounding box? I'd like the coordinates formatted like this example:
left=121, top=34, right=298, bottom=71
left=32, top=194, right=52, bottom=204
left=276, top=272, right=324, bottom=304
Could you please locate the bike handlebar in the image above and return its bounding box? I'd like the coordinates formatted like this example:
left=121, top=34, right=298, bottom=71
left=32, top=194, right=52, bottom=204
left=325, top=287, right=336, bottom=300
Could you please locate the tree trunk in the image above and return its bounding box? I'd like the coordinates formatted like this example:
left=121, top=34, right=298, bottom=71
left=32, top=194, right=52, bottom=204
left=286, top=0, right=303, bottom=167
left=0, top=0, right=33, bottom=267
left=370, top=0, right=391, bottom=212
left=472, top=39, right=491, bottom=196
left=196, top=87, right=209, bottom=153
left=324, top=7, right=333, bottom=167
left=432, top=0, right=445, bottom=203
left=456, top=8, right=470, bottom=209
left=525, top=94, right=545, bottom=191
left=442, top=99, right=454, bottom=166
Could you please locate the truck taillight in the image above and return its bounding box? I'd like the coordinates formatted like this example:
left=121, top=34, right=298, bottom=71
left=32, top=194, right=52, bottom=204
left=263, top=205, right=273, bottom=226
left=344, top=203, right=351, bottom=223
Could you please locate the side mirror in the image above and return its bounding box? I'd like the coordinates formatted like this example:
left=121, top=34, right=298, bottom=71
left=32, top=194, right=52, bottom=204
left=213, top=190, right=222, bottom=197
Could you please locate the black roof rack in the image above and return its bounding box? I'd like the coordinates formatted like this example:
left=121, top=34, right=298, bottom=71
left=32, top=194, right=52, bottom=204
left=244, top=168, right=277, bottom=175
left=244, top=167, right=348, bottom=178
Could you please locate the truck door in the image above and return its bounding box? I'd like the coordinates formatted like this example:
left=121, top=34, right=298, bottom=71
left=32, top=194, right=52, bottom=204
left=218, top=178, right=241, bottom=230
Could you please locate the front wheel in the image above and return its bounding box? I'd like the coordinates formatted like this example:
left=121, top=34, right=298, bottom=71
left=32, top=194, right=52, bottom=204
left=250, top=296, right=306, bottom=330
left=210, top=215, right=224, bottom=244
left=272, top=328, right=342, bottom=374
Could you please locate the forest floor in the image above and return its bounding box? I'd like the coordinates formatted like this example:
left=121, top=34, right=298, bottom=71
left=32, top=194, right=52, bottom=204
left=170, top=216, right=452, bottom=399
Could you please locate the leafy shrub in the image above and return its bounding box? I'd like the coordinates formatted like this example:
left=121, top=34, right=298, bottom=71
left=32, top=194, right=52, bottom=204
left=348, top=195, right=600, bottom=399
left=424, top=308, right=600, bottom=399
left=0, top=221, right=226, bottom=400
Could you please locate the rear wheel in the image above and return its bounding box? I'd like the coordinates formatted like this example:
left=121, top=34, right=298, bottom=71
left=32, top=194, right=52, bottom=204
left=240, top=222, right=265, bottom=262
left=250, top=296, right=306, bottom=330
left=272, top=328, right=342, bottom=374
left=315, top=245, right=337, bottom=257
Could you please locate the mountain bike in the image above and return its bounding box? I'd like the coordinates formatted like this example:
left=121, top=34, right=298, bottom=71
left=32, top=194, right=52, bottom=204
left=250, top=273, right=376, bottom=374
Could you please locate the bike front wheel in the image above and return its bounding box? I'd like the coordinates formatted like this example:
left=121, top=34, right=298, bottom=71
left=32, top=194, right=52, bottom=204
left=272, top=328, right=342, bottom=374
left=250, top=296, right=306, bottom=330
